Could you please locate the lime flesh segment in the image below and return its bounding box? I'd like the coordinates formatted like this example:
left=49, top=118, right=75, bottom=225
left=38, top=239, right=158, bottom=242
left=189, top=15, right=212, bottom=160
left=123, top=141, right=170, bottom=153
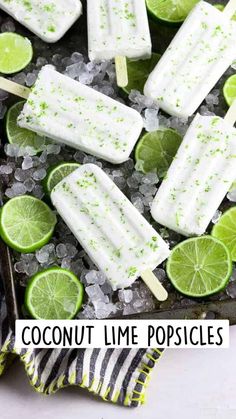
left=122, top=53, right=161, bottom=95
left=0, top=32, right=33, bottom=74
left=135, top=128, right=182, bottom=177
left=146, top=0, right=199, bottom=24
left=223, top=75, right=236, bottom=107
left=0, top=195, right=57, bottom=253
left=25, top=267, right=84, bottom=320
left=212, top=207, right=236, bottom=262
left=44, top=162, right=81, bottom=195
left=6, top=101, right=48, bottom=153
left=167, top=236, right=232, bottom=297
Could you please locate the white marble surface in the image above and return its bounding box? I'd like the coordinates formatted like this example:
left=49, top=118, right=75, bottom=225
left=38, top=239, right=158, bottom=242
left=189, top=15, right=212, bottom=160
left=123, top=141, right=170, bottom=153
left=0, top=326, right=236, bottom=419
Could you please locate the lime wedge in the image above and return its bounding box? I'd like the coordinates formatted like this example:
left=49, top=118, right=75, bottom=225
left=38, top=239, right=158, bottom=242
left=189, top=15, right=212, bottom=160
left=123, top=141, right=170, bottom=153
left=212, top=207, right=236, bottom=262
left=146, top=0, right=199, bottom=24
left=43, top=162, right=81, bottom=195
left=122, top=53, right=161, bottom=95
left=214, top=4, right=236, bottom=20
left=25, top=267, right=84, bottom=320
left=0, top=195, right=57, bottom=253
left=135, top=128, right=182, bottom=177
left=0, top=32, right=33, bottom=74
left=167, top=236, right=232, bottom=297
left=223, top=75, right=236, bottom=107
left=6, top=102, right=48, bottom=153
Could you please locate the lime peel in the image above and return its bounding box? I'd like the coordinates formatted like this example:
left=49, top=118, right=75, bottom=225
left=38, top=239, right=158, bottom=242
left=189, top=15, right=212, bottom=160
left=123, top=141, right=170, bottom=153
left=135, top=128, right=182, bottom=176
left=0, top=195, right=57, bottom=253
left=43, top=162, right=81, bottom=195
left=0, top=32, right=33, bottom=74
left=212, top=207, right=236, bottom=262
left=167, top=236, right=232, bottom=297
left=25, top=267, right=84, bottom=320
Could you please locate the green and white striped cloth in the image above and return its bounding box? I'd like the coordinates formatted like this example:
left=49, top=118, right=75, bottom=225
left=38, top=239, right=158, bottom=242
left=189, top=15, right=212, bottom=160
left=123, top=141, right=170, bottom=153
left=0, top=294, right=164, bottom=407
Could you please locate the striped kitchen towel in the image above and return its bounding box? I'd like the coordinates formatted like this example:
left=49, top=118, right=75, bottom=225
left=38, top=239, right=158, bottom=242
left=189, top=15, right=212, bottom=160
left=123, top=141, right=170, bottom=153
left=0, top=294, right=164, bottom=407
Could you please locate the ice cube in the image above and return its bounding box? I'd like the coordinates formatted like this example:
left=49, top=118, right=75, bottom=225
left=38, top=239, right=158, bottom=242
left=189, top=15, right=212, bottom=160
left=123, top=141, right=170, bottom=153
left=85, top=284, right=106, bottom=302
left=227, top=189, right=236, bottom=202
left=56, top=243, right=68, bottom=259
left=85, top=270, right=106, bottom=285
left=24, top=178, right=36, bottom=192
left=143, top=108, right=159, bottom=132
left=32, top=168, right=47, bottom=181
left=118, top=289, right=133, bottom=303
left=211, top=210, right=222, bottom=224
left=36, top=249, right=50, bottom=264
left=22, top=156, right=33, bottom=170
left=0, top=165, right=13, bottom=174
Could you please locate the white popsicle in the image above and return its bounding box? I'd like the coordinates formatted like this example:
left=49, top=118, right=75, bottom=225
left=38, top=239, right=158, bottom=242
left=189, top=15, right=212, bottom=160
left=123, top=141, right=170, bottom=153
left=0, top=0, right=82, bottom=43
left=144, top=0, right=236, bottom=118
left=51, top=164, right=170, bottom=300
left=0, top=65, right=143, bottom=164
left=151, top=102, right=236, bottom=236
left=87, top=0, right=152, bottom=87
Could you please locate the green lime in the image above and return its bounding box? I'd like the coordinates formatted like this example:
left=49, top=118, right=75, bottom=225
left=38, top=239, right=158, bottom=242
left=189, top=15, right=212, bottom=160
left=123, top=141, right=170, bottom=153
left=214, top=4, right=236, bottom=20
left=25, top=267, right=84, bottom=320
left=146, top=0, right=199, bottom=24
left=223, top=75, right=236, bottom=107
left=6, top=101, right=48, bottom=153
left=0, top=32, right=33, bottom=74
left=167, top=236, right=232, bottom=298
left=212, top=207, right=236, bottom=262
left=0, top=195, right=57, bottom=253
left=122, top=53, right=161, bottom=95
left=135, top=128, right=182, bottom=177
left=43, top=162, right=81, bottom=195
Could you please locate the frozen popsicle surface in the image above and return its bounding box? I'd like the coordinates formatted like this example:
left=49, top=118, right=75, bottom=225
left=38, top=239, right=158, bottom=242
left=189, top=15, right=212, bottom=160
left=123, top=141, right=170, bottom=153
left=51, top=164, right=170, bottom=290
left=87, top=0, right=152, bottom=61
left=144, top=1, right=236, bottom=117
left=17, top=65, right=143, bottom=164
left=151, top=114, right=236, bottom=236
left=0, top=0, right=82, bottom=42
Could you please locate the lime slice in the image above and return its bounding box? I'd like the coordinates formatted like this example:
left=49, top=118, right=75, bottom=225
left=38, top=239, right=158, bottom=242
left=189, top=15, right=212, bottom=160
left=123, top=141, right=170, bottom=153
left=0, top=32, right=33, bottom=74
left=122, top=53, right=161, bottom=95
left=146, top=0, right=199, bottom=24
left=167, top=236, right=232, bottom=297
left=6, top=101, right=48, bottom=153
left=25, top=267, right=84, bottom=320
left=0, top=195, right=57, bottom=253
left=212, top=207, right=236, bottom=262
left=43, top=162, right=81, bottom=195
left=135, top=128, right=182, bottom=177
left=223, top=75, right=236, bottom=107
left=214, top=4, right=236, bottom=20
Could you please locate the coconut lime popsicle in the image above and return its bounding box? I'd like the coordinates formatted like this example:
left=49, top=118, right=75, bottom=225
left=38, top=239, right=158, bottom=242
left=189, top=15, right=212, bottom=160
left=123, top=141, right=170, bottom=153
left=144, top=0, right=236, bottom=118
left=151, top=101, right=236, bottom=236
left=51, top=164, right=170, bottom=301
left=87, top=0, right=152, bottom=87
left=0, top=0, right=82, bottom=43
left=0, top=65, right=143, bottom=164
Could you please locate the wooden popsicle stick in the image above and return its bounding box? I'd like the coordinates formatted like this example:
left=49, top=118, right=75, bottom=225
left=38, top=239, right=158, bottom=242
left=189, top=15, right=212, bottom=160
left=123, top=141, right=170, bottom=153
left=224, top=99, right=236, bottom=126
left=115, top=56, right=128, bottom=88
left=141, top=269, right=168, bottom=302
left=223, top=0, right=236, bottom=18
left=0, top=76, right=30, bottom=99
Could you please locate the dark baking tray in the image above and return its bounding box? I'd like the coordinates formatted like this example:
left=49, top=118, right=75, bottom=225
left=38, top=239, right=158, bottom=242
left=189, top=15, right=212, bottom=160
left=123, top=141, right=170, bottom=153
left=1, top=0, right=235, bottom=328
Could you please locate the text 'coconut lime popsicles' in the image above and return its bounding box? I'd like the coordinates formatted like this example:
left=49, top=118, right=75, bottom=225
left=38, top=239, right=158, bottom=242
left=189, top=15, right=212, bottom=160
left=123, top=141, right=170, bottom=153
left=144, top=0, right=236, bottom=117
left=0, top=65, right=143, bottom=164
left=151, top=100, right=236, bottom=237
left=51, top=164, right=170, bottom=301
left=0, top=0, right=82, bottom=42
left=87, top=0, right=152, bottom=87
